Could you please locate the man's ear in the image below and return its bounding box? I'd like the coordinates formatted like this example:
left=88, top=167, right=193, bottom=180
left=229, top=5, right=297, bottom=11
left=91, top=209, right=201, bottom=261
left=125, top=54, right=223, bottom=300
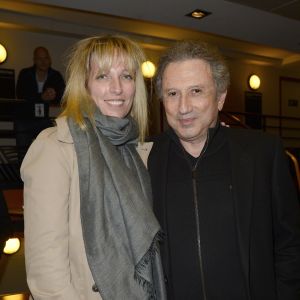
left=217, top=91, right=227, bottom=111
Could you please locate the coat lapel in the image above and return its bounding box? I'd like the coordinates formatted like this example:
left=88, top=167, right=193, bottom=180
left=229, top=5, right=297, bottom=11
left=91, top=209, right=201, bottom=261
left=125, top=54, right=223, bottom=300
left=228, top=130, right=254, bottom=298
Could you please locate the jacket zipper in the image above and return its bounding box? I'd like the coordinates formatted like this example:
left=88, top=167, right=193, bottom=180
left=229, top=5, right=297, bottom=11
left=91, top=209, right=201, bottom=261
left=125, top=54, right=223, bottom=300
left=192, top=168, right=207, bottom=300
left=190, top=133, right=209, bottom=300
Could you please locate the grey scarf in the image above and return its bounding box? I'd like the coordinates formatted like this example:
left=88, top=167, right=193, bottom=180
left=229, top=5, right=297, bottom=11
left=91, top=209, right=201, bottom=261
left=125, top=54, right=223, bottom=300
left=68, top=112, right=166, bottom=300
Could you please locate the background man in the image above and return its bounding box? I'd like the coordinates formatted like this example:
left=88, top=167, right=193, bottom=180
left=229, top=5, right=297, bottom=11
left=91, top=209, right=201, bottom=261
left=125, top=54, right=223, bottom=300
left=149, top=40, right=300, bottom=299
left=16, top=46, right=65, bottom=104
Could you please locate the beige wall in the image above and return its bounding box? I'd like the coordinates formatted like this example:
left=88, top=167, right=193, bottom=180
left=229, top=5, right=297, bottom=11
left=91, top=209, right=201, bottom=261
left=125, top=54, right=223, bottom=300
left=0, top=28, right=78, bottom=81
left=1, top=27, right=300, bottom=139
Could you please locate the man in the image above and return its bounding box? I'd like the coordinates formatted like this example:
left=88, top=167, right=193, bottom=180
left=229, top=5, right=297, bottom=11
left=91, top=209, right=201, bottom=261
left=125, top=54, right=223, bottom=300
left=16, top=46, right=65, bottom=104
left=148, top=40, right=300, bottom=299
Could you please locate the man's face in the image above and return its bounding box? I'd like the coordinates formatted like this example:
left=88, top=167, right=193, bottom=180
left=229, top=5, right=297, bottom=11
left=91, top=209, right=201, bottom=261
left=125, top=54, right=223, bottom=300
left=162, top=59, right=226, bottom=148
left=34, top=48, right=51, bottom=72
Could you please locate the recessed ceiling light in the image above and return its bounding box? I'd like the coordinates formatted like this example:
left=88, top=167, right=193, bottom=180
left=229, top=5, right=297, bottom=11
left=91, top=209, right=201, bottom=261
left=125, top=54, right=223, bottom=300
left=186, top=9, right=211, bottom=19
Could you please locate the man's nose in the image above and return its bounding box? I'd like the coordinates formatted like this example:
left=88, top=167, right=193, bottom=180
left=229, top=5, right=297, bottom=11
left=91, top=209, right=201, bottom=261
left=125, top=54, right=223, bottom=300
left=178, top=94, right=192, bottom=114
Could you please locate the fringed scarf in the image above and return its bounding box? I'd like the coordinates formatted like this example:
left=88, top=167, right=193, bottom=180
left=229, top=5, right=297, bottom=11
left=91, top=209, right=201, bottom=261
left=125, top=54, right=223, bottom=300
left=68, top=111, right=166, bottom=300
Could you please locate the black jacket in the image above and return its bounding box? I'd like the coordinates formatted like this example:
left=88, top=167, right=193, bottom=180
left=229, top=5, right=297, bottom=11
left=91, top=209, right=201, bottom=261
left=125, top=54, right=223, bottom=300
left=148, top=127, right=300, bottom=300
left=16, top=66, right=65, bottom=104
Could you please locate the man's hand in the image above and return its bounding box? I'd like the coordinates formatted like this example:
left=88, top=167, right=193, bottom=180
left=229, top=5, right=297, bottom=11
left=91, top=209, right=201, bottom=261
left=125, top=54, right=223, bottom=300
left=41, top=87, right=56, bottom=101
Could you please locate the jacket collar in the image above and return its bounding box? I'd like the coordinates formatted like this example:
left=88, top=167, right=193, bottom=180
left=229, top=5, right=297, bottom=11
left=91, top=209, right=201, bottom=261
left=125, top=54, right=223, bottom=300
left=55, top=116, right=74, bottom=144
left=166, top=121, right=222, bottom=158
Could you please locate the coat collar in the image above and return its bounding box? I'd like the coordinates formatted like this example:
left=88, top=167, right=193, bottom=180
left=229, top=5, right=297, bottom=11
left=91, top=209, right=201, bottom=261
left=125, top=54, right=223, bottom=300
left=54, top=117, right=153, bottom=168
left=55, top=116, right=74, bottom=144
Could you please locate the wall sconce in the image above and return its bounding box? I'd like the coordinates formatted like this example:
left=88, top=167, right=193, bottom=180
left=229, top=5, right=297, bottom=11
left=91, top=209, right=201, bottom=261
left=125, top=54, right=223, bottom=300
left=141, top=61, right=156, bottom=78
left=3, top=237, right=21, bottom=255
left=0, top=43, right=7, bottom=64
left=248, top=74, right=261, bottom=90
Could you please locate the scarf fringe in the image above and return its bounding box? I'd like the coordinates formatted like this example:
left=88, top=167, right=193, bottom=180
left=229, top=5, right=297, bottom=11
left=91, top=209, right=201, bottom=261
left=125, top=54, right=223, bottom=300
left=134, top=231, right=163, bottom=299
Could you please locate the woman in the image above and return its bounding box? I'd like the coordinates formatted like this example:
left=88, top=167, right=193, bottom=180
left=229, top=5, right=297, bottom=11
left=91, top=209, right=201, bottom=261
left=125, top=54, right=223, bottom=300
left=21, top=35, right=166, bottom=300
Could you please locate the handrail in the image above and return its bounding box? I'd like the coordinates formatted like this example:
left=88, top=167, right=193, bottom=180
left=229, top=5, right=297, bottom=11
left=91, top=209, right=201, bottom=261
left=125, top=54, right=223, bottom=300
left=220, top=111, right=300, bottom=191
left=224, top=111, right=300, bottom=142
left=220, top=111, right=249, bottom=129
left=285, top=150, right=300, bottom=190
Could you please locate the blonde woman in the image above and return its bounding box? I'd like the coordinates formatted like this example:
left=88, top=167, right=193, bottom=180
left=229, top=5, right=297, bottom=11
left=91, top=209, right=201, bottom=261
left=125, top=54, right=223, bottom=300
left=22, top=35, right=166, bottom=300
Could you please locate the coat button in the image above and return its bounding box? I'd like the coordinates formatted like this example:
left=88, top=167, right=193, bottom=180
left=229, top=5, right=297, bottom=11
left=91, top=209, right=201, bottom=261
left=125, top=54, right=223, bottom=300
left=92, top=283, right=99, bottom=292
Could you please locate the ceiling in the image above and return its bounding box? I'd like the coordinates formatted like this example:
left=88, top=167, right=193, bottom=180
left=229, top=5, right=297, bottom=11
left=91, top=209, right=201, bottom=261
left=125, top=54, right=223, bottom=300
left=1, top=0, right=300, bottom=69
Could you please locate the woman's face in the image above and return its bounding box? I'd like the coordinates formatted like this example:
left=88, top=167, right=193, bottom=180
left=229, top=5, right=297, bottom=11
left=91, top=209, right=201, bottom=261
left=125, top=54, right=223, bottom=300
left=87, top=57, right=136, bottom=118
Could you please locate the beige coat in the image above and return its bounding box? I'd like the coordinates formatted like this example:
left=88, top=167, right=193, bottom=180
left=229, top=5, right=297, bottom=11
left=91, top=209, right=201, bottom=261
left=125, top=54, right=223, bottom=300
left=21, top=117, right=152, bottom=300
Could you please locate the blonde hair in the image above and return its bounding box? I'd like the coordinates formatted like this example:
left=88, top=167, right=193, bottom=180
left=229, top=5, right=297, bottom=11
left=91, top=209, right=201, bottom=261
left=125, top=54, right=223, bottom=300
left=60, top=35, right=148, bottom=142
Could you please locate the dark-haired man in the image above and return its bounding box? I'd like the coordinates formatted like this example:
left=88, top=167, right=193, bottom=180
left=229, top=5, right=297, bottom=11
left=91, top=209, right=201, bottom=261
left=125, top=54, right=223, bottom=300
left=148, top=40, right=300, bottom=299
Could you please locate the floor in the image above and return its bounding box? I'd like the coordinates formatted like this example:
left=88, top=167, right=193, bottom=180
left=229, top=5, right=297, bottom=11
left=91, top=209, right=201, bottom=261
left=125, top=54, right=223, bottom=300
left=0, top=293, right=29, bottom=300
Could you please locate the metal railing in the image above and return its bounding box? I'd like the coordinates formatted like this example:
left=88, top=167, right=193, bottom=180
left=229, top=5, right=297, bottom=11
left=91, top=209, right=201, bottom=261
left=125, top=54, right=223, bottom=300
left=220, top=111, right=300, bottom=190
left=221, top=111, right=300, bottom=142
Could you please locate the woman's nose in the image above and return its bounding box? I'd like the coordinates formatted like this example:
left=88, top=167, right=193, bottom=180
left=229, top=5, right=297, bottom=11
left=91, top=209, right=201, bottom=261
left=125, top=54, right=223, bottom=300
left=110, top=77, right=122, bottom=94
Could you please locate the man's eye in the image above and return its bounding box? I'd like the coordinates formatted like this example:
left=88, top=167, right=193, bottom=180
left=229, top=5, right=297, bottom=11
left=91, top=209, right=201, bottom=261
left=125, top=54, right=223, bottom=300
left=167, top=91, right=177, bottom=97
left=192, top=88, right=202, bottom=94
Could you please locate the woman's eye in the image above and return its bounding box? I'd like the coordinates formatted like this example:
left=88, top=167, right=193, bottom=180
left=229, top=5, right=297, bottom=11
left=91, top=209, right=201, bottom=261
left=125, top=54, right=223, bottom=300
left=122, top=74, right=133, bottom=80
left=97, top=74, right=107, bottom=79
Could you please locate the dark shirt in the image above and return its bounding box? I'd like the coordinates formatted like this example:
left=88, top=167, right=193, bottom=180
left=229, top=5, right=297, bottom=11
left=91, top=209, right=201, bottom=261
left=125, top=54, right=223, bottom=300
left=165, top=127, right=247, bottom=299
left=16, top=66, right=65, bottom=104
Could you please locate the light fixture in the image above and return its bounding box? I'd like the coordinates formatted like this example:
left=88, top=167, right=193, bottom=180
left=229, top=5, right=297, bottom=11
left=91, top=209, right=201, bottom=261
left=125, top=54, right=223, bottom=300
left=248, top=74, right=261, bottom=90
left=141, top=60, right=156, bottom=78
left=186, top=9, right=211, bottom=19
left=0, top=43, right=7, bottom=63
left=3, top=238, right=21, bottom=255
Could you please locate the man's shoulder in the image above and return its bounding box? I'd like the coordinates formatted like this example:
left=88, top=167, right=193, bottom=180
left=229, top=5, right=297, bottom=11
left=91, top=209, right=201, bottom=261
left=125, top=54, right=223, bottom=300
left=226, top=127, right=279, bottom=142
left=48, top=67, right=63, bottom=77
left=147, top=131, right=171, bottom=168
left=18, top=66, right=35, bottom=76
left=148, top=131, right=170, bottom=144
left=224, top=127, right=282, bottom=153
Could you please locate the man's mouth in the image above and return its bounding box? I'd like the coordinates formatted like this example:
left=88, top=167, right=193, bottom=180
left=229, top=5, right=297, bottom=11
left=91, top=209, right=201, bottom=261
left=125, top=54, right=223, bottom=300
left=179, top=117, right=194, bottom=126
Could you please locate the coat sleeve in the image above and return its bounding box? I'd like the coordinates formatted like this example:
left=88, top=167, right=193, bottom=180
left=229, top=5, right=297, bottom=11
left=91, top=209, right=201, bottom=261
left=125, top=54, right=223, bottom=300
left=272, top=138, right=300, bottom=299
left=45, top=70, right=65, bottom=104
left=16, top=69, right=29, bottom=100
left=21, top=132, right=80, bottom=300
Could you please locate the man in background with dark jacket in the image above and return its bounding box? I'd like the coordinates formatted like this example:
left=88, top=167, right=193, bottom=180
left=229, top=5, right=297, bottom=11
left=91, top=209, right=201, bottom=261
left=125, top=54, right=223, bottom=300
left=16, top=46, right=65, bottom=105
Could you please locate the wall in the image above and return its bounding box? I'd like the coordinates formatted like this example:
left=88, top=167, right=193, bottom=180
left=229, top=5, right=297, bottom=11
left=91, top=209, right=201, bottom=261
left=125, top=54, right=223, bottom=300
left=0, top=28, right=78, bottom=81
left=1, top=27, right=300, bottom=139
left=225, top=59, right=296, bottom=116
